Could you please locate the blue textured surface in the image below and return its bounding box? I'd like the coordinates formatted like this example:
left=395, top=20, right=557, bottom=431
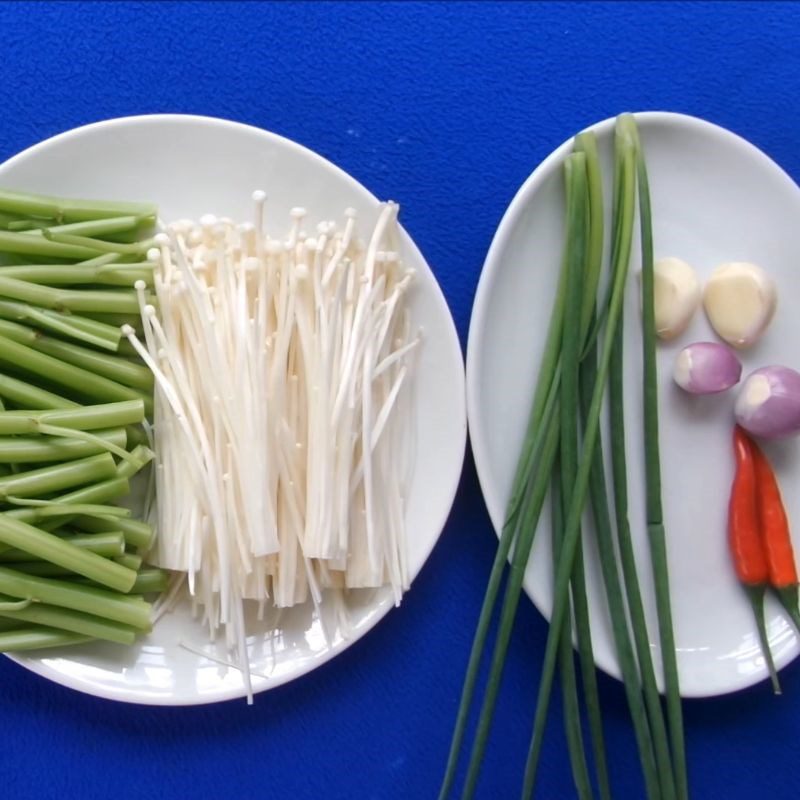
left=1, top=2, right=800, bottom=798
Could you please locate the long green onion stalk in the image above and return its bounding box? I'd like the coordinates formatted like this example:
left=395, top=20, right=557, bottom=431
left=550, top=467, right=593, bottom=800
left=554, top=155, right=599, bottom=800
left=623, top=115, right=688, bottom=800
left=581, top=123, right=670, bottom=800
left=441, top=115, right=686, bottom=799
left=519, top=121, right=637, bottom=799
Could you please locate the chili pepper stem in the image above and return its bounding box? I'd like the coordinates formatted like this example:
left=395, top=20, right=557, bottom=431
left=774, top=585, right=800, bottom=637
left=745, top=585, right=781, bottom=695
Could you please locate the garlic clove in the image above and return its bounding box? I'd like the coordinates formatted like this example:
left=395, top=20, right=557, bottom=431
left=703, top=261, right=776, bottom=349
left=651, top=257, right=701, bottom=340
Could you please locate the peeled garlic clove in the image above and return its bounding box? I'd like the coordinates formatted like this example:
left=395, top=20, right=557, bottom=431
left=652, top=257, right=701, bottom=340
left=703, top=261, right=777, bottom=348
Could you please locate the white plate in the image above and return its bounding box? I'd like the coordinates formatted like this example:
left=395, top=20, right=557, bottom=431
left=0, top=115, right=467, bottom=704
left=467, top=111, right=800, bottom=698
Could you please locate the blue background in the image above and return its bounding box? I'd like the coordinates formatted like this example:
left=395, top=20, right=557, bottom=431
left=1, top=2, right=799, bottom=798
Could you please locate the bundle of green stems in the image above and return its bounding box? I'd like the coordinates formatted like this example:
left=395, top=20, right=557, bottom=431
left=0, top=187, right=167, bottom=652
left=441, top=115, right=687, bottom=800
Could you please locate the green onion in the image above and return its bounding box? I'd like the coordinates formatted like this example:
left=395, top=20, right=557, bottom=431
left=581, top=351, right=664, bottom=800
left=550, top=467, right=593, bottom=800
left=439, top=173, right=571, bottom=800
left=560, top=146, right=611, bottom=800
left=622, top=114, right=688, bottom=800
left=581, top=124, right=672, bottom=800
left=607, top=204, right=676, bottom=800
left=520, top=121, right=637, bottom=798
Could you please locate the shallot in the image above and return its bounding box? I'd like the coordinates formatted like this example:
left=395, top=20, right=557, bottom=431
left=672, top=341, right=741, bottom=394
left=735, top=366, right=800, bottom=439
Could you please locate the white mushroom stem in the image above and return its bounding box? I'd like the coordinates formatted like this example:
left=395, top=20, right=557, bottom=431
left=136, top=197, right=417, bottom=697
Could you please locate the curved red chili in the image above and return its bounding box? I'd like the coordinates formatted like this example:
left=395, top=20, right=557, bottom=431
left=751, top=440, right=798, bottom=588
left=729, top=425, right=780, bottom=694
left=729, top=426, right=768, bottom=586
left=748, top=435, right=800, bottom=636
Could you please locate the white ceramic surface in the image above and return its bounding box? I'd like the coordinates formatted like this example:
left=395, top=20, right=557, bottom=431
left=0, top=115, right=467, bottom=704
left=467, top=112, right=800, bottom=697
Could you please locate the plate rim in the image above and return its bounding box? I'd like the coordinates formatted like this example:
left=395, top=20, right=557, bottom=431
left=0, top=113, right=468, bottom=705
left=465, top=109, right=800, bottom=698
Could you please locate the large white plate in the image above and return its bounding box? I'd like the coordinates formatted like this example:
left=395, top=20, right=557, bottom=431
left=0, top=115, right=467, bottom=704
left=467, top=111, right=800, bottom=697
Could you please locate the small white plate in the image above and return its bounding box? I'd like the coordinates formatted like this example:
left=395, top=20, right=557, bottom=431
left=467, top=111, right=800, bottom=697
left=0, top=115, right=467, bottom=704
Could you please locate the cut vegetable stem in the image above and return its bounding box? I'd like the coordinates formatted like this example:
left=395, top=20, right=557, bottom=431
left=0, top=515, right=136, bottom=592
left=0, top=452, right=117, bottom=499
left=0, top=229, right=102, bottom=260
left=73, top=515, right=154, bottom=550
left=0, top=188, right=157, bottom=224
left=0, top=596, right=137, bottom=644
left=0, top=531, right=125, bottom=562
left=0, top=335, right=150, bottom=411
left=0, top=319, right=152, bottom=390
left=0, top=400, right=144, bottom=434
left=0, top=565, right=151, bottom=628
left=0, top=427, right=126, bottom=463
left=0, top=300, right=121, bottom=351
left=0, top=262, right=154, bottom=287
left=0, top=626, right=91, bottom=651
left=42, top=229, right=154, bottom=257
left=0, top=274, right=143, bottom=314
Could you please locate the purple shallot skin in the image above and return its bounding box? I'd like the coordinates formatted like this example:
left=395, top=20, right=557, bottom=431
left=673, top=342, right=742, bottom=395
left=735, top=365, right=800, bottom=439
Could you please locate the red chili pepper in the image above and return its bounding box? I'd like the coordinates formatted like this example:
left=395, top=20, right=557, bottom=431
left=749, top=436, right=800, bottom=634
left=729, top=426, right=781, bottom=694
left=729, top=427, right=767, bottom=585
